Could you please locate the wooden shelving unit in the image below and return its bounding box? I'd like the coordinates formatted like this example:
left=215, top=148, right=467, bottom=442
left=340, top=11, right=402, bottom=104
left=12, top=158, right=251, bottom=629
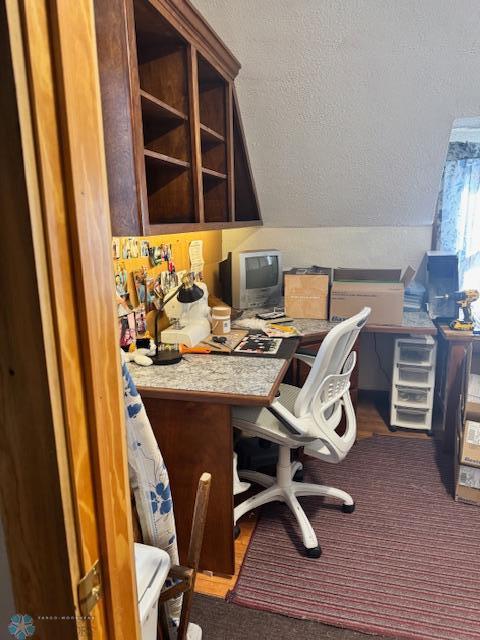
left=95, top=0, right=262, bottom=235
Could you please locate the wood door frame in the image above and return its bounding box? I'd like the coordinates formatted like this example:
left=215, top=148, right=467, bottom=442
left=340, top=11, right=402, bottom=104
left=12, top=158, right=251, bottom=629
left=0, top=1, right=140, bottom=638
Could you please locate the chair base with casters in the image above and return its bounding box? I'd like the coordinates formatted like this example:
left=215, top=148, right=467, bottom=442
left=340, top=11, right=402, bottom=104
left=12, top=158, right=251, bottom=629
left=234, top=428, right=355, bottom=558
left=232, top=307, right=370, bottom=558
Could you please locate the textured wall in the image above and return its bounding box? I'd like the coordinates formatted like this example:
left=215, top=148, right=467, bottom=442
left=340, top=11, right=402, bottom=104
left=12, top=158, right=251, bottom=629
left=223, top=226, right=432, bottom=271
left=194, top=0, right=480, bottom=227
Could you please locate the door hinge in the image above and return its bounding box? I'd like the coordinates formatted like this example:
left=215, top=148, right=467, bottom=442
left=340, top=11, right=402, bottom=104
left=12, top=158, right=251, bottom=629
left=78, top=560, right=102, bottom=616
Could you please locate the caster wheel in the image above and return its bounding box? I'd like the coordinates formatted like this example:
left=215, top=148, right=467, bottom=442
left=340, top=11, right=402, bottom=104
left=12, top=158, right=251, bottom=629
left=427, top=430, right=434, bottom=437
left=234, top=525, right=241, bottom=540
left=304, top=545, right=322, bottom=559
left=389, top=425, right=397, bottom=432
left=293, top=469, right=304, bottom=482
left=342, top=502, right=355, bottom=514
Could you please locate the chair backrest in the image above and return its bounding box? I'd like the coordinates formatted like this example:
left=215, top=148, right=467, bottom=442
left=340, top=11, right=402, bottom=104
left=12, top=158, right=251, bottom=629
left=294, top=307, right=371, bottom=418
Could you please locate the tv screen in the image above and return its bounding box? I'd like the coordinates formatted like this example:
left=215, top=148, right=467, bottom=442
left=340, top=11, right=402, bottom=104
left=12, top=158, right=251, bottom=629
left=245, top=255, right=279, bottom=289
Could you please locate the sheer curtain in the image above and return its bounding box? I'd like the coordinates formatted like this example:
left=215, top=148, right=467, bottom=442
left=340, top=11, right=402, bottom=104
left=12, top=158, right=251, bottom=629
left=436, top=142, right=480, bottom=290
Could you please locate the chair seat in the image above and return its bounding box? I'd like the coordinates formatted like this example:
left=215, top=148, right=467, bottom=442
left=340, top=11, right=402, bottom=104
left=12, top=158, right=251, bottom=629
left=233, top=383, right=329, bottom=455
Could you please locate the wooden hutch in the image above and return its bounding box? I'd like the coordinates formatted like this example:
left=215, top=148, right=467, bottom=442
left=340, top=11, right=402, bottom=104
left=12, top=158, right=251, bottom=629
left=95, top=0, right=261, bottom=236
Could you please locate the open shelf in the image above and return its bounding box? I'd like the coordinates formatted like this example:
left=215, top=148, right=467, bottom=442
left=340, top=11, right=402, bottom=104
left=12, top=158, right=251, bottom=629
left=200, top=123, right=225, bottom=145
left=143, top=110, right=191, bottom=162
left=202, top=167, right=227, bottom=180
left=233, top=96, right=260, bottom=222
left=198, top=55, right=226, bottom=137
left=140, top=90, right=188, bottom=122
left=134, top=1, right=189, bottom=113
left=144, top=149, right=190, bottom=170
left=203, top=176, right=228, bottom=223
left=146, top=160, right=194, bottom=225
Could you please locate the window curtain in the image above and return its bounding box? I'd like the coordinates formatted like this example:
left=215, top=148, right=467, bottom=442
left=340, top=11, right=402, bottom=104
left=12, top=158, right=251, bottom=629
left=436, top=141, right=480, bottom=289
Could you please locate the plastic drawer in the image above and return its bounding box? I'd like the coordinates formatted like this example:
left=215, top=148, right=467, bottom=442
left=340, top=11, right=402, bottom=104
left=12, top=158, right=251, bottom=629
left=395, top=385, right=430, bottom=407
left=396, top=365, right=432, bottom=387
left=397, top=345, right=433, bottom=366
left=392, top=406, right=431, bottom=430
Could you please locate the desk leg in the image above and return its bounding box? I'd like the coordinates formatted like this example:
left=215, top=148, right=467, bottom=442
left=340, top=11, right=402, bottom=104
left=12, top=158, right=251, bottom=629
left=143, top=398, right=235, bottom=575
left=443, top=342, right=470, bottom=453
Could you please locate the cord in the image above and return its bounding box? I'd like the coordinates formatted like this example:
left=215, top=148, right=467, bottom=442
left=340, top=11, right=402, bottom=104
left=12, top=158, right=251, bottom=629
left=373, top=333, right=391, bottom=385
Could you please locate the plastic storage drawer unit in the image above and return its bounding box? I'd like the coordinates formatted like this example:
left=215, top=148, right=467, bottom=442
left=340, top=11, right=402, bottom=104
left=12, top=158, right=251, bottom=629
left=390, top=335, right=436, bottom=433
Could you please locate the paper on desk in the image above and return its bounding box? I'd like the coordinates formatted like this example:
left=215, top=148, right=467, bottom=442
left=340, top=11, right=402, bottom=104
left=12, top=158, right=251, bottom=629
left=189, top=240, right=204, bottom=279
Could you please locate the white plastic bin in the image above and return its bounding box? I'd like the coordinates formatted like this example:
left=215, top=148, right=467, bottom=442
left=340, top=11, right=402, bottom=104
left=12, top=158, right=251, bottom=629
left=395, top=385, right=431, bottom=408
left=134, top=543, right=171, bottom=640
left=392, top=406, right=431, bottom=430
left=396, top=364, right=432, bottom=387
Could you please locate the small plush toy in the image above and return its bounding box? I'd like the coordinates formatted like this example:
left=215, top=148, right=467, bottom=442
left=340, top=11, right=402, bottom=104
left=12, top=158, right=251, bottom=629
left=124, top=339, right=156, bottom=366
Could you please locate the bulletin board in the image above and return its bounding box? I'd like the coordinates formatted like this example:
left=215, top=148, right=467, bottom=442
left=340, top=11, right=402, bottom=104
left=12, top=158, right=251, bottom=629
left=113, top=230, right=222, bottom=343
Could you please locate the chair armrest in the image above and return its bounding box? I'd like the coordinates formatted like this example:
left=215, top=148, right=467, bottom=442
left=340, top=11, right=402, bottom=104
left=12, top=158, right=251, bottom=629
left=293, top=352, right=316, bottom=368
left=267, top=399, right=309, bottom=437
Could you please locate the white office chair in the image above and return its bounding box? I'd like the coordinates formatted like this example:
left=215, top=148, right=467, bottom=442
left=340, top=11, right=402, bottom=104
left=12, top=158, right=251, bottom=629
left=233, top=307, right=371, bottom=557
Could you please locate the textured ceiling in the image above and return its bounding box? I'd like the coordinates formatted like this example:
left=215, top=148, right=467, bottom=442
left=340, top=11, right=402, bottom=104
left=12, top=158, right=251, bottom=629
left=193, top=0, right=480, bottom=227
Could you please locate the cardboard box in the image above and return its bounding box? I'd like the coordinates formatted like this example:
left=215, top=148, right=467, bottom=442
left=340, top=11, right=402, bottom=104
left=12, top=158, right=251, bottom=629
left=459, top=420, right=480, bottom=468
left=455, top=463, right=480, bottom=506
left=329, top=268, right=414, bottom=326
left=284, top=268, right=329, bottom=319
left=466, top=373, right=480, bottom=422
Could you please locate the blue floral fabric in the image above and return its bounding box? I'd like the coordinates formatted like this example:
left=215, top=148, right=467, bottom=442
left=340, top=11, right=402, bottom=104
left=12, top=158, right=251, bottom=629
left=121, top=353, right=181, bottom=619
left=436, top=142, right=480, bottom=288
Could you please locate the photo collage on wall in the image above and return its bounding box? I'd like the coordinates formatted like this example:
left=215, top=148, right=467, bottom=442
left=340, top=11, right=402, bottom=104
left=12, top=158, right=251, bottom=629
left=113, top=237, right=184, bottom=349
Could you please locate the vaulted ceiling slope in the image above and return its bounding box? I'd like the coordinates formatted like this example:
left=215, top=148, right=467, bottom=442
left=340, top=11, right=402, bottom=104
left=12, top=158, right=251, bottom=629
left=193, top=0, right=480, bottom=227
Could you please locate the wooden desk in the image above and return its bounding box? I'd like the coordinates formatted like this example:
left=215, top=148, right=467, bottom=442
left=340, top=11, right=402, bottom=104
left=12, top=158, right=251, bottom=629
left=129, top=347, right=297, bottom=575
left=255, top=310, right=437, bottom=411
left=130, top=311, right=436, bottom=576
left=436, top=324, right=479, bottom=452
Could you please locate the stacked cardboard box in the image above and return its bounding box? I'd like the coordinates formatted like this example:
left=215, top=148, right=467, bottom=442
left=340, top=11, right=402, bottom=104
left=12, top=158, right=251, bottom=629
left=456, top=421, right=480, bottom=505
left=329, top=267, right=415, bottom=326
left=284, top=267, right=330, bottom=319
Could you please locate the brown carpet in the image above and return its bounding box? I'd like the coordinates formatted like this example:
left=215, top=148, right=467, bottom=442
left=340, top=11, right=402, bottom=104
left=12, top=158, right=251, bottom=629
left=230, top=437, right=480, bottom=640
left=192, top=593, right=394, bottom=639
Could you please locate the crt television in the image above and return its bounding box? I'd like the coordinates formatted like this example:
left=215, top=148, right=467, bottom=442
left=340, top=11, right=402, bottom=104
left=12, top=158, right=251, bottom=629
left=220, top=250, right=283, bottom=309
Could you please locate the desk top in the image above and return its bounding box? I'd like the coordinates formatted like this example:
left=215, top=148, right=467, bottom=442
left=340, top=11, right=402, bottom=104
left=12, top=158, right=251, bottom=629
left=239, top=309, right=436, bottom=341
left=129, top=354, right=289, bottom=406
left=437, top=322, right=480, bottom=343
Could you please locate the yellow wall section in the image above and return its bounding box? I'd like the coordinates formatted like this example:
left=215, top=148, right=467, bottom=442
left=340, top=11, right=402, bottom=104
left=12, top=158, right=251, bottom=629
left=113, top=230, right=222, bottom=308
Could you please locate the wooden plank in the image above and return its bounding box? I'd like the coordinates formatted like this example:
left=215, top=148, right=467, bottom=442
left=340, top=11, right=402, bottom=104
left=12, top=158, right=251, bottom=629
left=226, top=82, right=235, bottom=221
left=187, top=45, right=204, bottom=224
left=0, top=3, right=80, bottom=636
left=202, top=166, right=227, bottom=180
left=201, top=122, right=225, bottom=143
left=18, top=1, right=112, bottom=636
left=48, top=1, right=141, bottom=637
left=94, top=0, right=143, bottom=236
left=141, top=89, right=188, bottom=120
left=144, top=148, right=191, bottom=168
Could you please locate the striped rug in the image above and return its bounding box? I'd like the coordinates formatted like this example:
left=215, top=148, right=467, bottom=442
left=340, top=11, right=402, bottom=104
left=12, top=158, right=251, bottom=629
left=229, top=437, right=480, bottom=640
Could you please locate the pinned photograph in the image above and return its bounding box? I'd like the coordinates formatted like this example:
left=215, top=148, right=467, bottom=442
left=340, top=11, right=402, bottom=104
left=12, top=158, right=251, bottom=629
left=115, top=264, right=131, bottom=316
left=135, top=305, right=147, bottom=335
left=149, top=246, right=163, bottom=266
left=122, top=237, right=131, bottom=259
left=141, top=240, right=150, bottom=257
left=119, top=312, right=136, bottom=350
left=112, top=238, right=120, bottom=260
left=133, top=266, right=148, bottom=306
left=130, top=237, right=140, bottom=258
